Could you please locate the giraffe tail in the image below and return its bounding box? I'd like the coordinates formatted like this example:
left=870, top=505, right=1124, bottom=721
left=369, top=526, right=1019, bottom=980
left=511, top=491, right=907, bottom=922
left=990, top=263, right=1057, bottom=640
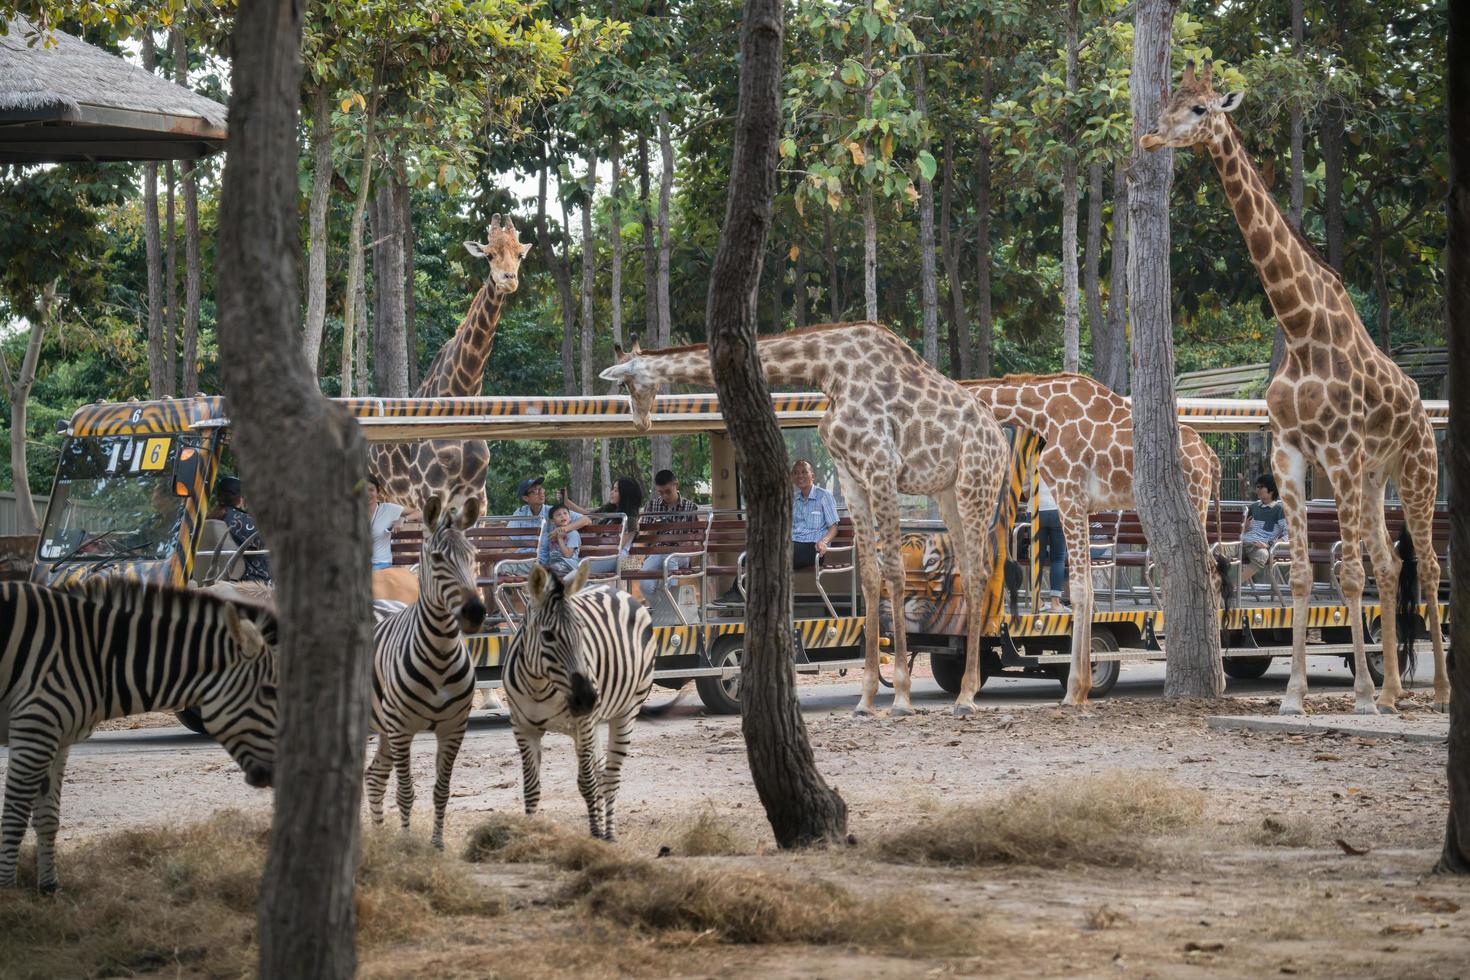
left=1395, top=525, right=1418, bottom=681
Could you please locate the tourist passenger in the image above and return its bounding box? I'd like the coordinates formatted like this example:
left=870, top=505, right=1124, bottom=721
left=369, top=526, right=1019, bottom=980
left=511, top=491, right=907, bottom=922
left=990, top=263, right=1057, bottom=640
left=215, top=476, right=271, bottom=583
left=538, top=502, right=582, bottom=580
left=565, top=476, right=644, bottom=577
left=638, top=469, right=699, bottom=604
left=1034, top=477, right=1067, bottom=613
left=1238, top=473, right=1287, bottom=589
left=509, top=476, right=549, bottom=528
left=367, top=476, right=404, bottom=571
left=790, top=459, right=838, bottom=571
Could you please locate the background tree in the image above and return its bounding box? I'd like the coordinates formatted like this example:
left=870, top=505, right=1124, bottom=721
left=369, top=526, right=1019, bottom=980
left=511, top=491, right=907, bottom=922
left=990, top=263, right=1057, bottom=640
left=214, top=0, right=374, bottom=974
left=1128, top=3, right=1223, bottom=697
left=707, top=0, right=847, bottom=847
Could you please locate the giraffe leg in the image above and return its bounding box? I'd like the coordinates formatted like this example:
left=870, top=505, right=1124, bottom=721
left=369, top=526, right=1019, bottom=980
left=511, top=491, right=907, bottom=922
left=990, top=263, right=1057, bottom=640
left=1398, top=448, right=1448, bottom=712
left=1331, top=453, right=1379, bottom=715
left=430, top=727, right=465, bottom=851
left=939, top=488, right=990, bottom=716
left=1058, top=501, right=1095, bottom=708
left=513, top=725, right=545, bottom=816
left=866, top=473, right=915, bottom=716
left=30, top=747, right=70, bottom=894
left=1274, top=442, right=1315, bottom=716
left=841, top=473, right=885, bottom=718
left=1360, top=472, right=1406, bottom=713
left=602, top=714, right=636, bottom=842
left=365, top=735, right=392, bottom=826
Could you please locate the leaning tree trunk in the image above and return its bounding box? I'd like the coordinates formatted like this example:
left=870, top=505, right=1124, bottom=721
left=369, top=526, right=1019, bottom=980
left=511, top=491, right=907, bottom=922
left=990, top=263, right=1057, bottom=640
left=303, top=85, right=333, bottom=373
left=1084, top=161, right=1105, bottom=382
left=1129, top=0, right=1222, bottom=698
left=706, top=0, right=847, bottom=848
left=142, top=32, right=167, bottom=399
left=914, top=56, right=939, bottom=368
left=217, top=2, right=373, bottom=975
left=341, top=70, right=381, bottom=396
left=1, top=288, right=51, bottom=535
left=1100, top=159, right=1130, bottom=394
left=371, top=179, right=408, bottom=397
left=1438, top=0, right=1470, bottom=876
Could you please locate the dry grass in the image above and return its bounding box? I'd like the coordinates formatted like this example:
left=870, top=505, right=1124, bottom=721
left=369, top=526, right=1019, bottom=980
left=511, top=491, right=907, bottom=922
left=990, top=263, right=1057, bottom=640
left=0, top=811, right=503, bottom=980
left=874, top=771, right=1206, bottom=869
left=570, top=855, right=975, bottom=955
left=463, top=812, right=612, bottom=869
left=1245, top=814, right=1319, bottom=848
left=661, top=806, right=755, bottom=857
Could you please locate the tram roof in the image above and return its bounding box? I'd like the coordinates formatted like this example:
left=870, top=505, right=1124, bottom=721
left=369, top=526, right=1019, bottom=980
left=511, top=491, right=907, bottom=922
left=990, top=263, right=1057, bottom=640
left=63, top=391, right=1451, bottom=441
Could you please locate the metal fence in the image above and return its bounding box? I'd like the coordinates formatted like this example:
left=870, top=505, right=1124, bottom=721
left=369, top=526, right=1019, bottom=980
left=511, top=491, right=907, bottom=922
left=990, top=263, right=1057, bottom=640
left=0, top=491, right=49, bottom=535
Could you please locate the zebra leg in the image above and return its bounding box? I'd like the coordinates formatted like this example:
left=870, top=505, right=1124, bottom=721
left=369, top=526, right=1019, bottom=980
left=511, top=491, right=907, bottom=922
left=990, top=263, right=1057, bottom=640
left=430, top=729, right=464, bottom=851
left=1, top=738, right=58, bottom=889
left=514, top=725, right=544, bottom=817
left=389, top=734, right=415, bottom=834
left=601, top=715, right=636, bottom=843
left=573, top=720, right=606, bottom=839
left=364, top=736, right=392, bottom=826
left=30, top=747, right=70, bottom=893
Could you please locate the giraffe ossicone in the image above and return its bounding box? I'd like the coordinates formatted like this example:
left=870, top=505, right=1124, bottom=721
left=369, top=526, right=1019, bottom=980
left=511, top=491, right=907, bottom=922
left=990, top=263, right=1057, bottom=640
left=1143, top=58, right=1449, bottom=717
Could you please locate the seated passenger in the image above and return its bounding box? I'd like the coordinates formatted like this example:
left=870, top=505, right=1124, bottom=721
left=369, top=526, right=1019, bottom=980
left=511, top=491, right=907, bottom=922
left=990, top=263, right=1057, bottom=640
left=367, top=476, right=405, bottom=571
left=1238, top=473, right=1286, bottom=588
left=538, top=503, right=581, bottom=580
left=214, top=476, right=271, bottom=583
left=790, top=459, right=838, bottom=571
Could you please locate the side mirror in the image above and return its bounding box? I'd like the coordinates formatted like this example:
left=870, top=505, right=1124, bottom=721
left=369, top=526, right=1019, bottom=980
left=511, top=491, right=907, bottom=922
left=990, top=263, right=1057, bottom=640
left=172, top=445, right=201, bottom=497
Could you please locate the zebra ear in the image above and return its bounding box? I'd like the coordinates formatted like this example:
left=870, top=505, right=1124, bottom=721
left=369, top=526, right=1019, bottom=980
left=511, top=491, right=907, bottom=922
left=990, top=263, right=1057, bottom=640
left=421, top=495, right=444, bottom=529
left=458, top=495, right=482, bottom=528
left=564, top=560, right=591, bottom=596
left=224, top=604, right=268, bottom=658
left=527, top=563, right=553, bottom=604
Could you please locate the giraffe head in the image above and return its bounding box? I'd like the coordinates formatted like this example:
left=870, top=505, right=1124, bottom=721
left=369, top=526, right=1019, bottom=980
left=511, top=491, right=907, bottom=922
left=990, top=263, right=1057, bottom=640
left=599, top=341, right=657, bottom=431
left=1139, top=59, right=1242, bottom=152
left=464, top=213, right=532, bottom=296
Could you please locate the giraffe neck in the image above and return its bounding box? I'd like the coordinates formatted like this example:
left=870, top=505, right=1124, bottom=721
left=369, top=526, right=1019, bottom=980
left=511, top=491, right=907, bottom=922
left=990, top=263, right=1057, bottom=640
left=640, top=332, right=840, bottom=390
left=1205, top=120, right=1347, bottom=343
left=417, top=280, right=505, bottom=397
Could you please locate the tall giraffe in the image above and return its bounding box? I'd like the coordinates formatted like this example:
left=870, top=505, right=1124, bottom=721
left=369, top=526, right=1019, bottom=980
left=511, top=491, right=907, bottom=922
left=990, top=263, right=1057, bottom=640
left=967, top=373, right=1224, bottom=705
left=601, top=321, right=1010, bottom=717
left=369, top=214, right=532, bottom=510
left=1142, top=60, right=1448, bottom=715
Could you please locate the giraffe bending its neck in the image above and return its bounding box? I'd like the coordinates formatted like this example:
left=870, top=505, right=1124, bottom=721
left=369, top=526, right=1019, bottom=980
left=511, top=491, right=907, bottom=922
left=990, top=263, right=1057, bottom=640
left=967, top=373, right=1224, bottom=705
left=1143, top=60, right=1447, bottom=716
left=369, top=214, right=532, bottom=512
left=603, top=322, right=1010, bottom=717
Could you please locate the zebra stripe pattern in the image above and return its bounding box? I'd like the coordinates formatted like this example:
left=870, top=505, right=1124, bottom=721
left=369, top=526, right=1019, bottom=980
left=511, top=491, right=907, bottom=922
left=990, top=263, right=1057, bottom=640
left=0, top=579, right=278, bottom=891
left=504, top=562, right=655, bottom=841
left=365, top=495, right=485, bottom=849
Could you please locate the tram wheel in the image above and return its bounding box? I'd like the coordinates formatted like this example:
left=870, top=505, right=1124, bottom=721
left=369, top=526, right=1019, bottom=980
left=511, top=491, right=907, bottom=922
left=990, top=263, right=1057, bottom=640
left=1051, top=629, right=1122, bottom=698
left=695, top=636, right=744, bottom=715
left=1222, top=656, right=1273, bottom=680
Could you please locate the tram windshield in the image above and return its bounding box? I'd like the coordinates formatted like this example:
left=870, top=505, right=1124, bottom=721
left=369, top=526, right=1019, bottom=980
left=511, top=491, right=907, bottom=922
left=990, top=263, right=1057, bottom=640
left=38, top=434, right=186, bottom=564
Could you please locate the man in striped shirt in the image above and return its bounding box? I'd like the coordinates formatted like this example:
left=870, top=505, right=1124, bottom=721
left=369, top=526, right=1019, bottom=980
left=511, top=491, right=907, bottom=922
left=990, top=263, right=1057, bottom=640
left=638, top=469, right=699, bottom=604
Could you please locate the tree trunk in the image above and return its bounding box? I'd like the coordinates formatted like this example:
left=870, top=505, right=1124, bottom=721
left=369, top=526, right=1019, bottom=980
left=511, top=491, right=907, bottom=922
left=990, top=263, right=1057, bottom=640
left=1322, top=108, right=1346, bottom=273
left=536, top=159, right=578, bottom=390
left=794, top=245, right=807, bottom=328
left=654, top=116, right=675, bottom=477
left=165, top=159, right=178, bottom=396
left=576, top=151, right=598, bottom=505
left=610, top=136, right=624, bottom=349
left=1060, top=0, right=1081, bottom=374
left=1129, top=0, right=1222, bottom=698
left=940, top=131, right=971, bottom=379
left=217, top=3, right=372, bottom=975
left=142, top=33, right=166, bottom=399
left=914, top=57, right=939, bottom=367
left=974, top=130, right=994, bottom=375
left=372, top=179, right=407, bottom=397
left=355, top=253, right=369, bottom=394
left=1, top=287, right=51, bottom=535
left=824, top=208, right=840, bottom=320
left=1439, top=0, right=1470, bottom=874
left=400, top=173, right=417, bottom=389
left=1289, top=0, right=1304, bottom=227
left=1084, top=160, right=1105, bottom=380
left=1370, top=203, right=1391, bottom=352
left=1101, top=159, right=1130, bottom=394
left=706, top=0, right=847, bottom=848
left=638, top=134, right=658, bottom=341
left=861, top=2, right=877, bottom=323
left=341, top=68, right=381, bottom=396
left=303, top=85, right=333, bottom=373
left=173, top=28, right=199, bottom=396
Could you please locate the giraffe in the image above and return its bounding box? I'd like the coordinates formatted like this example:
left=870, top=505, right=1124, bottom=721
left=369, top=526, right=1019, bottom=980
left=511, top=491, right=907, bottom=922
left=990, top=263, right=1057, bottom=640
left=601, top=321, right=1010, bottom=717
left=368, top=214, right=532, bottom=511
left=1142, top=60, right=1449, bottom=715
left=967, top=373, right=1225, bottom=706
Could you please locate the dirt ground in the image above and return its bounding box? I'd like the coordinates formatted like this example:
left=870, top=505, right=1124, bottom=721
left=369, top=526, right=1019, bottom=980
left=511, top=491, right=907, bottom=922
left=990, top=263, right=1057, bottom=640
left=15, top=675, right=1470, bottom=978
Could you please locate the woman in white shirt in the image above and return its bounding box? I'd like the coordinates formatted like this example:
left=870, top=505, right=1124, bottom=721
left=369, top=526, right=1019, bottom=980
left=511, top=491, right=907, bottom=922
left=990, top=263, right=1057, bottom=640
left=1034, top=477, right=1068, bottom=613
left=367, top=476, right=405, bottom=571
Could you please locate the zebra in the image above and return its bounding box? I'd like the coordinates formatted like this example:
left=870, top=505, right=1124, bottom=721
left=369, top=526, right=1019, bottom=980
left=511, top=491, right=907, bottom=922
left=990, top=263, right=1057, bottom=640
left=365, top=494, right=486, bottom=849
left=0, top=579, right=278, bottom=892
left=503, top=562, right=655, bottom=841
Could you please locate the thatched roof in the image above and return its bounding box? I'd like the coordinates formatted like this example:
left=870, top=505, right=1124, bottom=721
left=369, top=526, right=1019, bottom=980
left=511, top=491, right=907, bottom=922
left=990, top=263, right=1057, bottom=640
left=0, top=15, right=226, bottom=163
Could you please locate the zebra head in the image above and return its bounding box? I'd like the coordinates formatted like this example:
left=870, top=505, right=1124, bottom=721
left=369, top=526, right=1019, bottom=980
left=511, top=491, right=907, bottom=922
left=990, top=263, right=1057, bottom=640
left=201, top=601, right=279, bottom=789
left=522, top=562, right=599, bottom=716
left=418, top=494, right=486, bottom=634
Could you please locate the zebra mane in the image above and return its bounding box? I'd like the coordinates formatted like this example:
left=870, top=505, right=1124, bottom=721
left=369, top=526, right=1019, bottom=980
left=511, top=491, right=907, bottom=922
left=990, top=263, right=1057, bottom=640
left=84, top=578, right=278, bottom=643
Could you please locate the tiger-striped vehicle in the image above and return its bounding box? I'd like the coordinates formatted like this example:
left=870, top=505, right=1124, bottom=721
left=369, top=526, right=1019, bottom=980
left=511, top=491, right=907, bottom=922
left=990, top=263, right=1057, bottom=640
left=366, top=494, right=485, bottom=849
left=0, top=579, right=278, bottom=891
left=32, top=390, right=1451, bottom=717
left=503, top=563, right=655, bottom=841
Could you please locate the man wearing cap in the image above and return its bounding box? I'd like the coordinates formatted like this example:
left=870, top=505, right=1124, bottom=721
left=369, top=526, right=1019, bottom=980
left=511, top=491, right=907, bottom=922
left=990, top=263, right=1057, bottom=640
left=215, top=476, right=271, bottom=583
left=509, top=476, right=548, bottom=528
